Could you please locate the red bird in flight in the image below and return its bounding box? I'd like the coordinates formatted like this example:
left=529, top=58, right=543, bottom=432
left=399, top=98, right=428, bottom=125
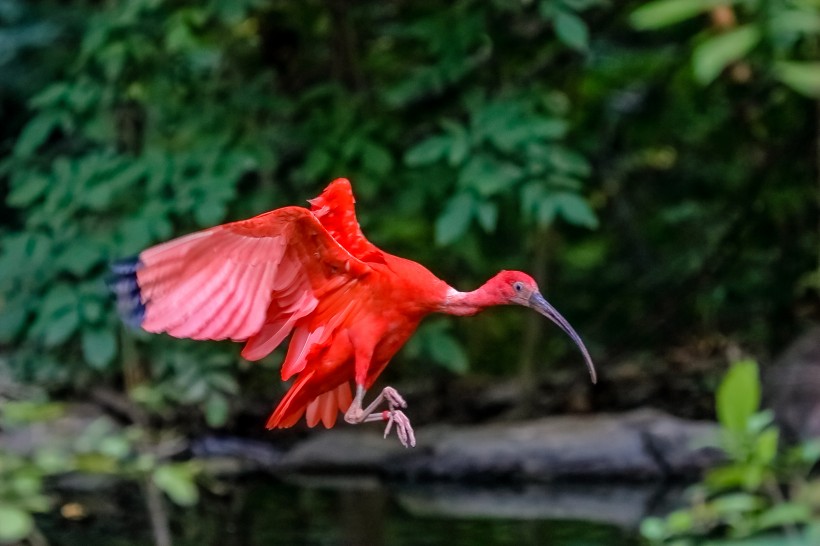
left=112, top=179, right=596, bottom=447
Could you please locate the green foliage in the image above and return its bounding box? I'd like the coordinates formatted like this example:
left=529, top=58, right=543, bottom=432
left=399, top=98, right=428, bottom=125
left=0, top=0, right=817, bottom=433
left=0, top=400, right=203, bottom=543
left=641, top=361, right=820, bottom=544
left=0, top=0, right=605, bottom=411
left=632, top=0, right=820, bottom=95
left=404, top=94, right=597, bottom=246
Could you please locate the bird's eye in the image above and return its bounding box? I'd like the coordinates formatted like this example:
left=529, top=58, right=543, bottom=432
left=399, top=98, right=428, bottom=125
left=513, top=282, right=524, bottom=293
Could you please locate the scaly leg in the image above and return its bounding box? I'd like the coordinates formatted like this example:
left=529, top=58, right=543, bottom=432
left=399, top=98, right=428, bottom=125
left=344, top=385, right=416, bottom=448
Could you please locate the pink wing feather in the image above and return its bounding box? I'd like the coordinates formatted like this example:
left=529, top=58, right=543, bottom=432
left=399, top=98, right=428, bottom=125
left=134, top=206, right=371, bottom=362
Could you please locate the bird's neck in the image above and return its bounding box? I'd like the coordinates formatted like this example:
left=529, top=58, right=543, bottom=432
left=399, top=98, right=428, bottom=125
left=441, top=287, right=498, bottom=316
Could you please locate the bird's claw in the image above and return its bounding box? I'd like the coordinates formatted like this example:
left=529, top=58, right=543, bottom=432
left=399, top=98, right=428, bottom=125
left=382, top=386, right=407, bottom=411
left=383, top=409, right=416, bottom=448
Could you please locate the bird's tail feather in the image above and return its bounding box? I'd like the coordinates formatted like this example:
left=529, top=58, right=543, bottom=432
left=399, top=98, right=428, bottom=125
left=107, top=257, right=145, bottom=329
left=267, top=373, right=352, bottom=429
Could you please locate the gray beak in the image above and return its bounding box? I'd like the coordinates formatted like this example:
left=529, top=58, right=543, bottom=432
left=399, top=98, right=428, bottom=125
left=528, top=292, right=597, bottom=384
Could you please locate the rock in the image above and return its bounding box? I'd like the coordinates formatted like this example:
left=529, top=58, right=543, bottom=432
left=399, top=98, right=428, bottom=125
left=766, top=326, right=820, bottom=442
left=393, top=482, right=685, bottom=528
left=277, top=408, right=720, bottom=481
left=1, top=403, right=114, bottom=456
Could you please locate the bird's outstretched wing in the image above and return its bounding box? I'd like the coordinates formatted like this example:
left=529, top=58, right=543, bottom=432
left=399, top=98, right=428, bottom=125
left=308, top=178, right=385, bottom=264
left=111, top=206, right=371, bottom=361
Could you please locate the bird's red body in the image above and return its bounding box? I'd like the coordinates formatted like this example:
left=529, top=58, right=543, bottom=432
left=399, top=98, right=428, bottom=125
left=113, top=178, right=595, bottom=446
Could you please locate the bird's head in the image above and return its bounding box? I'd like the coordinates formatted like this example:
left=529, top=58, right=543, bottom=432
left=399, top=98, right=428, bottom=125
left=484, top=270, right=597, bottom=384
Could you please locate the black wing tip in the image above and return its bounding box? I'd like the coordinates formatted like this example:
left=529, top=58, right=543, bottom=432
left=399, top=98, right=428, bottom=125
left=108, top=256, right=146, bottom=329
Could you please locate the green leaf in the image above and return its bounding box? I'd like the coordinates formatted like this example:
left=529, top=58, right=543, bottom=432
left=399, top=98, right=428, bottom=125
left=14, top=111, right=63, bottom=157
left=754, top=427, right=778, bottom=465
left=553, top=192, right=599, bottom=228
left=640, top=516, right=668, bottom=541
left=0, top=505, right=34, bottom=542
left=43, top=307, right=80, bottom=347
left=710, top=492, right=765, bottom=514
left=775, top=61, right=820, bottom=98
left=717, top=359, right=760, bottom=435
left=205, top=394, right=230, bottom=427
left=435, top=192, right=475, bottom=245
left=153, top=464, right=199, bottom=507
left=692, top=25, right=761, bottom=85
left=554, top=10, right=589, bottom=51
left=7, top=173, right=50, bottom=207
left=428, top=333, right=469, bottom=374
left=630, top=0, right=728, bottom=31
left=404, top=136, right=451, bottom=167
left=0, top=302, right=28, bottom=343
left=476, top=201, right=498, bottom=232
left=756, top=502, right=812, bottom=531
left=361, top=142, right=393, bottom=176
left=458, top=155, right=523, bottom=197
left=82, top=327, right=117, bottom=370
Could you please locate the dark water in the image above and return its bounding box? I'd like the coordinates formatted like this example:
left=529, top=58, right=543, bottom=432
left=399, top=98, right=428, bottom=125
left=40, top=477, right=642, bottom=546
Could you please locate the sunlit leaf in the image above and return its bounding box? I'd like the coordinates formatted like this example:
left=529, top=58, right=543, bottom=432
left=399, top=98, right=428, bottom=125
left=153, top=464, right=199, bottom=507
left=554, top=10, right=589, bottom=51
left=716, top=360, right=760, bottom=435
left=692, top=25, right=760, bottom=84
left=756, top=502, right=812, bottom=531
left=630, top=0, right=730, bottom=30
left=0, top=505, right=34, bottom=542
left=775, top=61, right=820, bottom=98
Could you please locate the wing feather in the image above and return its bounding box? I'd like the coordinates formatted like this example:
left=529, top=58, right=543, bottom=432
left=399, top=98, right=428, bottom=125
left=129, top=206, right=371, bottom=354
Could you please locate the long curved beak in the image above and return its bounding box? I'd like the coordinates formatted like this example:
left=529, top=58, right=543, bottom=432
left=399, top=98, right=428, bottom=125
left=528, top=292, right=597, bottom=384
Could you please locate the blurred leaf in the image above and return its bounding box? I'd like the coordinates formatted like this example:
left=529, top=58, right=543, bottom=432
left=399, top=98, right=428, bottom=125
left=43, top=307, right=79, bottom=347
left=476, top=201, right=498, bottom=232
left=205, top=394, right=229, bottom=427
left=0, top=401, right=65, bottom=426
left=710, top=492, right=765, bottom=514
left=554, top=10, right=589, bottom=51
left=6, top=173, right=49, bottom=207
left=81, top=327, right=117, bottom=370
left=435, top=192, right=474, bottom=245
left=0, top=504, right=34, bottom=542
left=13, top=111, right=63, bottom=157
left=630, top=0, right=727, bottom=30
left=405, top=136, right=451, bottom=166
left=692, top=25, right=760, bottom=84
left=774, top=61, right=820, bottom=98
left=428, top=332, right=469, bottom=374
left=754, top=427, right=778, bottom=465
left=717, top=360, right=760, bottom=435
left=756, top=502, right=811, bottom=531
left=552, top=192, right=598, bottom=228
left=153, top=464, right=199, bottom=507
left=458, top=155, right=523, bottom=197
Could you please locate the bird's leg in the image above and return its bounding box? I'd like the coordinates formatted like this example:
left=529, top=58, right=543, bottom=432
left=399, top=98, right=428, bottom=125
left=344, top=385, right=416, bottom=448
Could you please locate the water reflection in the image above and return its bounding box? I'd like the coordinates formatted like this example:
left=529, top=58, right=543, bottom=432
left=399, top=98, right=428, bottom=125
left=44, top=475, right=662, bottom=545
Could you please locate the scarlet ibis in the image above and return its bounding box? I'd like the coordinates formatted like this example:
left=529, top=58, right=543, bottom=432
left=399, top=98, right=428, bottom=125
left=111, top=179, right=595, bottom=447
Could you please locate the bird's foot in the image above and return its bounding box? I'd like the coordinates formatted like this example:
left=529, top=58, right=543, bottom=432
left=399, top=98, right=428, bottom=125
left=347, top=385, right=415, bottom=447
left=381, top=386, right=407, bottom=411
left=383, top=409, right=415, bottom=448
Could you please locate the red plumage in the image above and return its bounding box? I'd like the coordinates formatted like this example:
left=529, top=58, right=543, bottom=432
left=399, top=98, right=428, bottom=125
left=116, top=178, right=596, bottom=446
